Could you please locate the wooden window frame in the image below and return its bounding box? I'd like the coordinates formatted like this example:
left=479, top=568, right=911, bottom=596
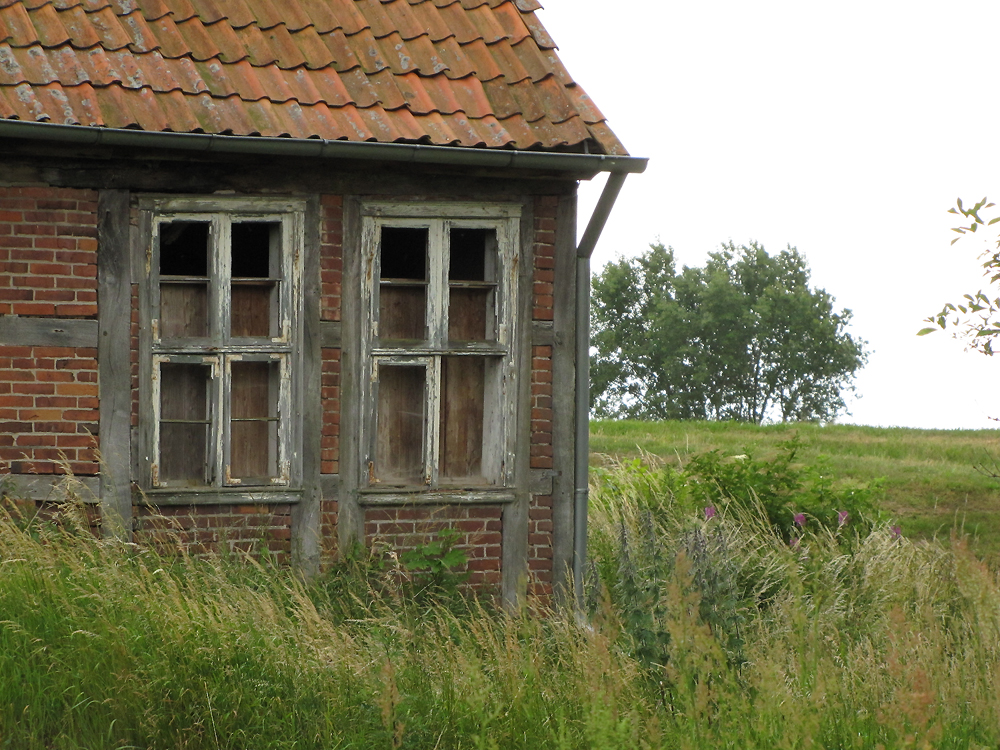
left=138, top=197, right=304, bottom=501
left=359, top=202, right=521, bottom=500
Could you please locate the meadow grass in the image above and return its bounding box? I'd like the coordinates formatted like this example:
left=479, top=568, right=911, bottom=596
left=4, top=463, right=1000, bottom=748
left=591, top=419, right=1000, bottom=561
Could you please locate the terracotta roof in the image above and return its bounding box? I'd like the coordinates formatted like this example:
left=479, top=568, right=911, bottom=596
left=0, top=0, right=626, bottom=155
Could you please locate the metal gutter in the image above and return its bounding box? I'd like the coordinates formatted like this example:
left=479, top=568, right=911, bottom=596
left=0, top=120, right=648, bottom=176
left=573, top=171, right=630, bottom=606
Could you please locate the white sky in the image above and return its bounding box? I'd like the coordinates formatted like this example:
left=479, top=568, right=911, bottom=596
left=539, top=1, right=1000, bottom=429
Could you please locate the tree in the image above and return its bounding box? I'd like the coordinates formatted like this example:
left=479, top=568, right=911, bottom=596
left=591, top=241, right=868, bottom=423
left=919, top=197, right=1000, bottom=354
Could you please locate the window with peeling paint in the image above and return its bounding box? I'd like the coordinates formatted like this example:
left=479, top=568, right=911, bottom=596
left=361, top=206, right=519, bottom=492
left=147, top=205, right=301, bottom=490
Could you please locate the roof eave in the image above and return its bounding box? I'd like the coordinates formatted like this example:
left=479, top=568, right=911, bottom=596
left=0, top=121, right=648, bottom=178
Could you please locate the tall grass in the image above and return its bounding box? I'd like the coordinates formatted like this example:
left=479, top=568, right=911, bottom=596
left=3, top=462, right=1000, bottom=748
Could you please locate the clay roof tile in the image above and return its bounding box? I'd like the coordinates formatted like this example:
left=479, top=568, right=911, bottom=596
left=27, top=4, right=72, bottom=47
left=0, top=3, right=39, bottom=46
left=119, top=9, right=162, bottom=53
left=288, top=24, right=334, bottom=69
left=233, top=22, right=277, bottom=67
left=143, top=11, right=189, bottom=58
left=160, top=0, right=196, bottom=24
left=0, top=0, right=627, bottom=155
left=136, top=0, right=170, bottom=21
left=257, top=23, right=307, bottom=70
left=403, top=1, right=452, bottom=43
left=320, top=28, right=360, bottom=72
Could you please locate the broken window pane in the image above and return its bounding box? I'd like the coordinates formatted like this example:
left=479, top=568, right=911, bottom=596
left=230, top=360, right=279, bottom=481
left=379, top=227, right=427, bottom=341
left=231, top=222, right=280, bottom=338
left=440, top=356, right=485, bottom=482
left=448, top=228, right=497, bottom=342
left=159, top=362, right=211, bottom=485
left=375, top=364, right=425, bottom=484
left=159, top=221, right=210, bottom=339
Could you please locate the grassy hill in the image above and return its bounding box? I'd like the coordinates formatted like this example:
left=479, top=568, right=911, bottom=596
left=591, top=420, right=1000, bottom=562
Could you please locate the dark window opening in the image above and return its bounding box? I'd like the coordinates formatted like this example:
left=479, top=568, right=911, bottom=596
left=159, top=222, right=210, bottom=339
left=231, top=222, right=280, bottom=338
left=232, top=222, right=278, bottom=278
left=160, top=222, right=209, bottom=277
left=380, top=227, right=427, bottom=280
left=449, top=228, right=491, bottom=281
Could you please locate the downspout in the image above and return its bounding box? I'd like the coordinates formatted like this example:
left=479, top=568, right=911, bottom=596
left=574, top=171, right=629, bottom=605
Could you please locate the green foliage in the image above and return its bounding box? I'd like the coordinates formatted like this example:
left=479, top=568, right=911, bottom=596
left=591, top=419, right=1000, bottom=563
left=591, top=241, right=868, bottom=423
left=921, top=196, right=1000, bottom=354
left=592, top=436, right=883, bottom=542
left=4, top=474, right=1000, bottom=747
left=400, top=526, right=470, bottom=598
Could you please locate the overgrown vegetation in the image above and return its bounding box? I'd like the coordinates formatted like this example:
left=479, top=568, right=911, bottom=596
left=4, top=444, right=1000, bottom=748
left=592, top=419, right=1000, bottom=562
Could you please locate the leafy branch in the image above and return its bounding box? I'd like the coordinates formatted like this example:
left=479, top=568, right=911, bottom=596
left=919, top=197, right=1000, bottom=355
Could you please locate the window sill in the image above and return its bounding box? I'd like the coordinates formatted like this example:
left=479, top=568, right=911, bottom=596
left=136, top=488, right=302, bottom=507
left=358, top=489, right=515, bottom=506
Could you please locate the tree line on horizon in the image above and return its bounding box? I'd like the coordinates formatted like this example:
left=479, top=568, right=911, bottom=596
left=590, top=241, right=868, bottom=425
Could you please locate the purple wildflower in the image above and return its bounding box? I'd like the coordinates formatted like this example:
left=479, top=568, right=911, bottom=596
left=790, top=536, right=800, bottom=549
left=838, top=510, right=849, bottom=527
left=793, top=513, right=806, bottom=528
left=891, top=525, right=902, bottom=539
left=704, top=505, right=717, bottom=520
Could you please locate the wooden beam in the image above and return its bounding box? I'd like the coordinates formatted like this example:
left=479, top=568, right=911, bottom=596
left=3, top=475, right=100, bottom=502
left=501, top=198, right=534, bottom=610
left=319, top=320, right=342, bottom=347
left=0, top=316, right=98, bottom=348
left=550, top=192, right=579, bottom=605
left=97, top=189, right=133, bottom=540
left=292, top=196, right=323, bottom=577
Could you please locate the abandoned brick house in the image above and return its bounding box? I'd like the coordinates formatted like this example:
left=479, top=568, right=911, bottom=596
left=0, top=0, right=645, bottom=604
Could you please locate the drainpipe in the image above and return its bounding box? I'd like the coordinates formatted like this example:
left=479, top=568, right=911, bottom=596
left=574, top=171, right=629, bottom=606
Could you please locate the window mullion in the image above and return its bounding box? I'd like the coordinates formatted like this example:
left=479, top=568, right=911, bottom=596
left=426, top=356, right=441, bottom=487
left=427, top=220, right=447, bottom=481
left=215, top=215, right=231, bottom=345
left=428, top=221, right=447, bottom=347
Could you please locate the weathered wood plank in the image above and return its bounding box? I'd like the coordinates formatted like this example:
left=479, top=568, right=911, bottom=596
left=3, top=474, right=100, bottom=503
left=137, top=490, right=302, bottom=507
left=531, top=320, right=556, bottom=346
left=320, top=320, right=342, bottom=347
left=97, top=189, right=133, bottom=540
left=292, top=196, right=323, bottom=577
left=550, top=192, right=579, bottom=605
left=501, top=197, right=534, bottom=609
left=0, top=316, right=98, bottom=348
left=2, top=146, right=578, bottom=199
left=529, top=468, right=555, bottom=496
left=358, top=491, right=515, bottom=506
left=337, top=196, right=366, bottom=550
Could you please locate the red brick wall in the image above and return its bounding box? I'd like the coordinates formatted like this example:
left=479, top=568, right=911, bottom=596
left=0, top=345, right=99, bottom=476
left=0, top=187, right=99, bottom=318
left=365, top=505, right=503, bottom=590
left=133, top=503, right=293, bottom=562
left=0, top=187, right=100, bottom=477
left=320, top=195, right=342, bottom=323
